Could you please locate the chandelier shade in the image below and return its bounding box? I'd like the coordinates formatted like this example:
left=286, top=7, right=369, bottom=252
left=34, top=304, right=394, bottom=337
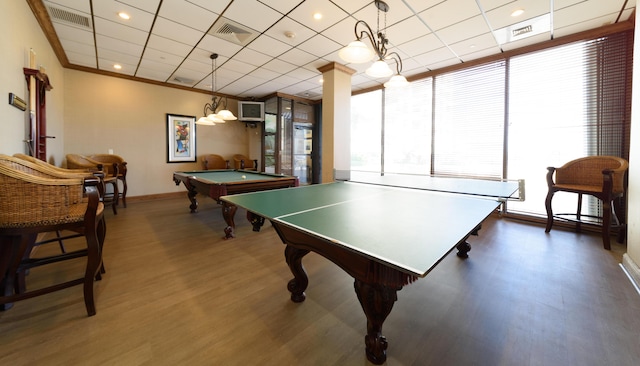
left=338, top=40, right=374, bottom=63
left=366, top=60, right=393, bottom=78
left=383, top=74, right=409, bottom=88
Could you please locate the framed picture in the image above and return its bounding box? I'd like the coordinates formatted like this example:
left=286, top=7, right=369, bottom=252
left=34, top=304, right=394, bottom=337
left=167, top=113, right=196, bottom=163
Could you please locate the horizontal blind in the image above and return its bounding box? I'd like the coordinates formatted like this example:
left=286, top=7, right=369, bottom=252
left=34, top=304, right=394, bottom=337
left=433, top=61, right=506, bottom=178
left=506, top=31, right=632, bottom=217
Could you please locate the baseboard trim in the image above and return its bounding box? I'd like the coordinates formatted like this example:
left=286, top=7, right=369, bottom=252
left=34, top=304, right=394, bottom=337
left=126, top=191, right=184, bottom=202
left=621, top=253, right=640, bottom=297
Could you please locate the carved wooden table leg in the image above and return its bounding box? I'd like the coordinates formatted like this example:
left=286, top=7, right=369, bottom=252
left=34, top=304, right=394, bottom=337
left=456, top=224, right=481, bottom=258
left=187, top=189, right=198, bottom=213
left=285, top=245, right=310, bottom=303
left=354, top=279, right=400, bottom=365
left=221, top=202, right=237, bottom=239
left=246, top=212, right=265, bottom=232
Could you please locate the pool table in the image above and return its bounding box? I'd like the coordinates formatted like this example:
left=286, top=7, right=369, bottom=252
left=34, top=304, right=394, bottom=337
left=173, top=169, right=299, bottom=239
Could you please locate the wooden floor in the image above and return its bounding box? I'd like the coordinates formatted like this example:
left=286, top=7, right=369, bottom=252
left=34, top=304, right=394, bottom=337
left=1, top=195, right=639, bottom=365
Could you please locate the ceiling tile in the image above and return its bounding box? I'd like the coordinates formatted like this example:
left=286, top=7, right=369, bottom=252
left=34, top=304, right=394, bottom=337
left=297, top=34, right=342, bottom=58
left=223, top=0, right=284, bottom=33
left=418, top=0, right=482, bottom=31
left=287, top=0, right=349, bottom=33
left=247, top=35, right=293, bottom=57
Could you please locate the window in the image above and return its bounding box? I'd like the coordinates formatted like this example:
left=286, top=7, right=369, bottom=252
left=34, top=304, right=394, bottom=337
left=385, top=79, right=432, bottom=174
left=351, top=90, right=382, bottom=172
left=350, top=30, right=631, bottom=219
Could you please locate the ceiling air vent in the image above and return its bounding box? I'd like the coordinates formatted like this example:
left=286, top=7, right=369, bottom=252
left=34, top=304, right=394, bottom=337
left=493, top=13, right=550, bottom=45
left=47, top=5, right=91, bottom=29
left=208, top=17, right=258, bottom=46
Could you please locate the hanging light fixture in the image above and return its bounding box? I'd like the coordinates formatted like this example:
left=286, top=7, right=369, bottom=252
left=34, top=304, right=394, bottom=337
left=338, top=0, right=408, bottom=88
left=197, top=53, right=237, bottom=125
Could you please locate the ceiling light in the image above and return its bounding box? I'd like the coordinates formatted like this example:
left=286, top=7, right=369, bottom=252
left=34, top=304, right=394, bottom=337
left=197, top=53, right=237, bottom=126
left=338, top=0, right=407, bottom=88
left=113, top=64, right=122, bottom=70
left=118, top=12, right=130, bottom=20
left=383, top=74, right=409, bottom=88
left=511, top=9, right=524, bottom=17
left=313, top=13, right=322, bottom=20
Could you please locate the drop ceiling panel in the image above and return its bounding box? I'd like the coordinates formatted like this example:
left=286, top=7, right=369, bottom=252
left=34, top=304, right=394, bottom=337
left=418, top=0, right=482, bottom=31
left=34, top=0, right=635, bottom=101
left=92, top=0, right=156, bottom=32
left=484, top=0, right=551, bottom=30
left=247, top=35, right=293, bottom=57
left=65, top=51, right=96, bottom=68
left=157, top=0, right=219, bottom=33
left=385, top=16, right=432, bottom=46
left=95, top=35, right=144, bottom=58
left=296, top=34, right=342, bottom=58
left=195, top=35, right=244, bottom=59
left=116, top=0, right=162, bottom=14
left=223, top=0, right=284, bottom=33
left=264, top=16, right=316, bottom=46
left=436, top=15, right=494, bottom=45
left=93, top=18, right=148, bottom=45
left=287, top=0, right=349, bottom=33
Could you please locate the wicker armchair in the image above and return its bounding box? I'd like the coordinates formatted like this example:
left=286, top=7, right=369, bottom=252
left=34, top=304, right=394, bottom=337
left=0, top=163, right=106, bottom=316
left=202, top=154, right=230, bottom=170
left=66, top=154, right=119, bottom=214
left=545, top=156, right=628, bottom=250
left=88, top=154, right=128, bottom=208
left=5, top=154, right=102, bottom=252
left=14, top=153, right=93, bottom=175
left=232, top=154, right=258, bottom=171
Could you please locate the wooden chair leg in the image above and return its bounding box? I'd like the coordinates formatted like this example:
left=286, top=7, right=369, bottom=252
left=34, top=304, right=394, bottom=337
left=545, top=191, right=554, bottom=232
left=601, top=199, right=612, bottom=250
left=576, top=193, right=583, bottom=233
left=120, top=178, right=127, bottom=208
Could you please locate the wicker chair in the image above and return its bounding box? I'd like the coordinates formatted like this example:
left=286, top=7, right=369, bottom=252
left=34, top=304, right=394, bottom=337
left=88, top=154, right=128, bottom=208
left=232, top=154, right=258, bottom=171
left=8, top=154, right=101, bottom=252
left=0, top=163, right=106, bottom=316
left=202, top=154, right=230, bottom=170
left=545, top=156, right=628, bottom=250
left=66, top=154, right=119, bottom=214
left=14, top=153, right=93, bottom=175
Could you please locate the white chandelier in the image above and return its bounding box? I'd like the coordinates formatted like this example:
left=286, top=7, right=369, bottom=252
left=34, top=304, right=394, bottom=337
left=197, top=53, right=237, bottom=126
left=338, top=0, right=409, bottom=88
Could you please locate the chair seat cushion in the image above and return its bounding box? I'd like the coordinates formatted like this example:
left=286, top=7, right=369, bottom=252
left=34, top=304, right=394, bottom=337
left=552, top=183, right=602, bottom=194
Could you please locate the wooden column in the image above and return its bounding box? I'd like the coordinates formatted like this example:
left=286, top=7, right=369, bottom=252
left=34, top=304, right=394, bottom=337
left=317, top=62, right=356, bottom=183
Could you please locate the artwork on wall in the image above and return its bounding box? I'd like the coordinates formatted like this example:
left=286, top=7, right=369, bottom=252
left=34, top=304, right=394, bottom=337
left=167, top=113, right=196, bottom=163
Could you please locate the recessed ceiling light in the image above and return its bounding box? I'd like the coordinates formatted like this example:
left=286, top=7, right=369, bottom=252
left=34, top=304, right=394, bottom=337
left=511, top=9, right=524, bottom=17
left=118, top=12, right=130, bottom=20
left=114, top=64, right=122, bottom=70
left=313, top=12, right=322, bottom=20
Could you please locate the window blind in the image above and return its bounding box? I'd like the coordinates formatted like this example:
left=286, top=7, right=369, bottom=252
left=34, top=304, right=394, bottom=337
left=432, top=61, right=505, bottom=178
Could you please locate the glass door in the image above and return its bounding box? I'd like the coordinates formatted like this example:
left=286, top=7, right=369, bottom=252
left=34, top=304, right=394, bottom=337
left=293, top=123, right=312, bottom=184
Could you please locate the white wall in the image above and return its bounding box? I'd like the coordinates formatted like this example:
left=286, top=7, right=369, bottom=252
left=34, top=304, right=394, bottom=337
left=0, top=0, right=65, bottom=162
left=63, top=70, right=252, bottom=197
left=0, top=1, right=258, bottom=199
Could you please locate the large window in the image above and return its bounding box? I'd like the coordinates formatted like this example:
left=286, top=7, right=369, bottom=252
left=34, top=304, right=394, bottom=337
left=351, top=30, right=631, bottom=218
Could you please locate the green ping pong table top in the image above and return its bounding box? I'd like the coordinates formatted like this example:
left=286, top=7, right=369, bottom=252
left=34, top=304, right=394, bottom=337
left=221, top=180, right=515, bottom=277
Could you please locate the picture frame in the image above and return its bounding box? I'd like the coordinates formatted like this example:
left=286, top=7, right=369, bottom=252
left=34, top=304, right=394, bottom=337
left=167, top=113, right=196, bottom=163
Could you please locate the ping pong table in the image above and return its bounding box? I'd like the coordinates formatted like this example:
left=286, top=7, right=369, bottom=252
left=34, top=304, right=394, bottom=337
left=221, top=174, right=521, bottom=364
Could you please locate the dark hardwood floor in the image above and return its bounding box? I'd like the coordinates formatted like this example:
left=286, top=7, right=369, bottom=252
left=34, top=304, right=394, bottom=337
left=1, top=195, right=638, bottom=365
